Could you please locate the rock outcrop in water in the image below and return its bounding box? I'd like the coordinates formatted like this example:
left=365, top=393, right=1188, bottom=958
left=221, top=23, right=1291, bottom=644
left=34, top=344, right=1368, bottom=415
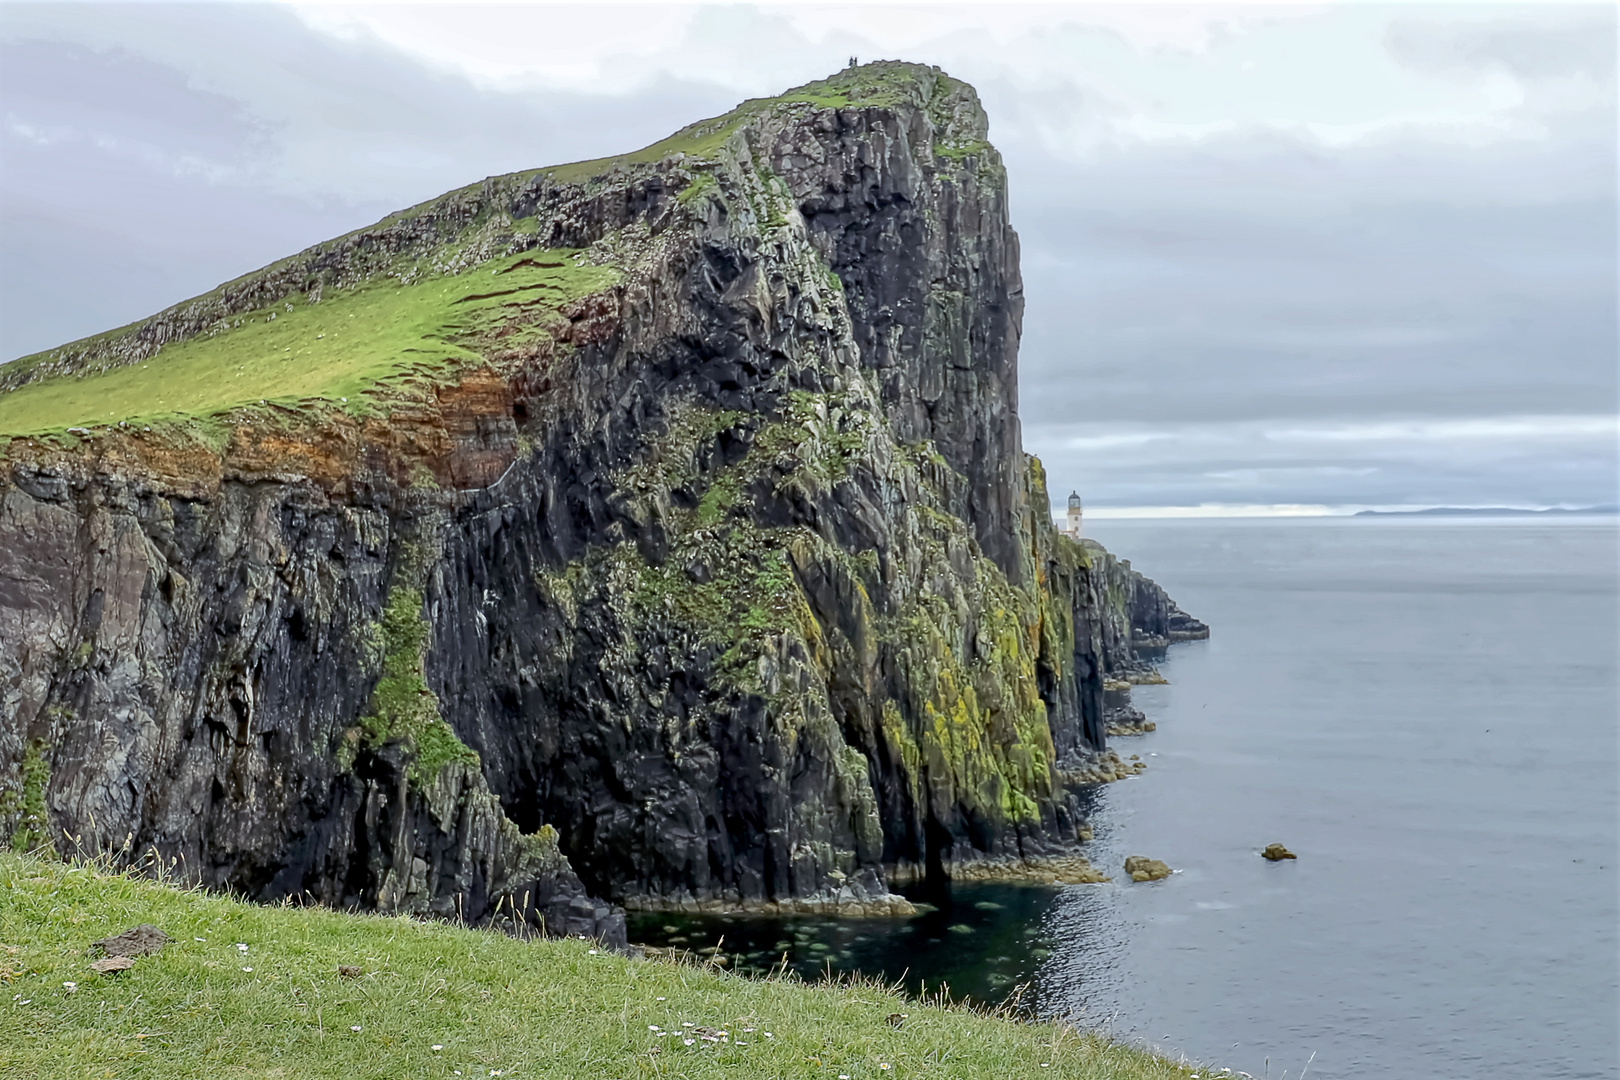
left=0, top=64, right=1199, bottom=939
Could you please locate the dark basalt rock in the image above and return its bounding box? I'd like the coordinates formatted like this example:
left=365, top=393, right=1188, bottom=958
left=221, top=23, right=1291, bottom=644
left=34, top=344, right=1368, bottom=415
left=0, top=63, right=1200, bottom=936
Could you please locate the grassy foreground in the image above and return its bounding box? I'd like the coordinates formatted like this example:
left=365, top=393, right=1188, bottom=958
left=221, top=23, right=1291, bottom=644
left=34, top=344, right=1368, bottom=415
left=0, top=854, right=1198, bottom=1080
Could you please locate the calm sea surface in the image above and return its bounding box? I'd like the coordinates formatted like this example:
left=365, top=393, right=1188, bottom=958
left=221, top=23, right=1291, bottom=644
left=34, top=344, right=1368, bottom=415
left=628, top=518, right=1620, bottom=1080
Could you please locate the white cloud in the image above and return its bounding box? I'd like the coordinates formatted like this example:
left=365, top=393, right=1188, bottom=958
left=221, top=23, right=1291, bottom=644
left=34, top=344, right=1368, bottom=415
left=290, top=3, right=712, bottom=91
left=282, top=2, right=1607, bottom=158
left=6, top=116, right=72, bottom=146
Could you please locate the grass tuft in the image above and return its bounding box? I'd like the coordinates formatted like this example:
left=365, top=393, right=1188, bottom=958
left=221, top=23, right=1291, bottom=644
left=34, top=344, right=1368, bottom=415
left=2, top=740, right=51, bottom=854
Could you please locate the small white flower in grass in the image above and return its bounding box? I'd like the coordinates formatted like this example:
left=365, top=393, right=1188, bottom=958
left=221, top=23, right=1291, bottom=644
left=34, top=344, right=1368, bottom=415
left=655, top=996, right=666, bottom=1001
left=683, top=1039, right=695, bottom=1047
left=840, top=1075, right=851, bottom=1079
left=682, top=1022, right=694, bottom=1027
left=242, top=967, right=253, bottom=973
left=648, top=1025, right=659, bottom=1031
left=880, top=1065, right=892, bottom=1072
left=431, top=1045, right=444, bottom=1052
left=62, top=982, right=76, bottom=993
left=763, top=1032, right=773, bottom=1038
left=350, top=1026, right=362, bottom=1032
left=236, top=943, right=248, bottom=952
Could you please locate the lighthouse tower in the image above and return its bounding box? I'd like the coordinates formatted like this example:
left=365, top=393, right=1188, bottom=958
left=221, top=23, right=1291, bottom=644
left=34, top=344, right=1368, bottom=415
left=1063, top=491, right=1083, bottom=538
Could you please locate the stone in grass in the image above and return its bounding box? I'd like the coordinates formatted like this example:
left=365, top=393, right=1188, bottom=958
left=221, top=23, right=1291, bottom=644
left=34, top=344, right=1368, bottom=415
left=1124, top=856, right=1172, bottom=882
left=338, top=965, right=363, bottom=979
left=94, top=925, right=170, bottom=958
left=89, top=956, right=136, bottom=975
left=1261, top=843, right=1297, bottom=861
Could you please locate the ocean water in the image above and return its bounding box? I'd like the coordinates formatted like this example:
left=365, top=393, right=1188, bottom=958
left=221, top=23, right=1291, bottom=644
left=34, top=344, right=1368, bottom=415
left=629, top=518, right=1620, bottom=1080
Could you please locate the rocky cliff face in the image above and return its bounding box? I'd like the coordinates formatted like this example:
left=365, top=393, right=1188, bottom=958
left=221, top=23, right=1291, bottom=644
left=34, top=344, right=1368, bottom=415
left=0, top=64, right=1199, bottom=937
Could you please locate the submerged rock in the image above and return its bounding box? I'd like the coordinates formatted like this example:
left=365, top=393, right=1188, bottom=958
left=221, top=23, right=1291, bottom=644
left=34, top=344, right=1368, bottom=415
left=1262, top=843, right=1298, bottom=861
left=939, top=853, right=1111, bottom=885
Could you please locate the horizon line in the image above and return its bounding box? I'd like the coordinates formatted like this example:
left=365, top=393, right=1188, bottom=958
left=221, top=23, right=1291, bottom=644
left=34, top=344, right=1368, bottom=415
left=1057, top=503, right=1620, bottom=520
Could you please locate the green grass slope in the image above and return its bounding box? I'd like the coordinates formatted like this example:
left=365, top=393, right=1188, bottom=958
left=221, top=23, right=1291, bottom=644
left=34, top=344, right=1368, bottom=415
left=0, top=251, right=614, bottom=439
left=0, top=854, right=1200, bottom=1080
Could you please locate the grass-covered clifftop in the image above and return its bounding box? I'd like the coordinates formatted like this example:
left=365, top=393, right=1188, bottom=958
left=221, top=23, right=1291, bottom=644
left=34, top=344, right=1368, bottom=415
left=0, top=248, right=615, bottom=438
left=0, top=854, right=1197, bottom=1080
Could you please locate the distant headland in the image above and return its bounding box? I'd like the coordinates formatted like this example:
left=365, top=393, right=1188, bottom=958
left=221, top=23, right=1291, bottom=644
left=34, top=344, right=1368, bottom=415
left=1354, top=506, right=1618, bottom=517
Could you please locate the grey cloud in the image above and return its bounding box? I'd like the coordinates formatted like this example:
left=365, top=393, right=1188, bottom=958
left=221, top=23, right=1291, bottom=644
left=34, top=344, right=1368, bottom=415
left=984, top=43, right=1616, bottom=510
left=0, top=4, right=739, bottom=357
left=1385, top=8, right=1617, bottom=81
left=4, top=3, right=739, bottom=205
left=1026, top=417, right=1618, bottom=509
left=1015, top=192, right=1616, bottom=425
left=990, top=64, right=1616, bottom=442
left=1, top=38, right=266, bottom=171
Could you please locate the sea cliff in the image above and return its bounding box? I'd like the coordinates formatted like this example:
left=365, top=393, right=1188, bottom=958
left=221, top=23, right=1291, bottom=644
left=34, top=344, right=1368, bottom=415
left=0, top=63, right=1202, bottom=941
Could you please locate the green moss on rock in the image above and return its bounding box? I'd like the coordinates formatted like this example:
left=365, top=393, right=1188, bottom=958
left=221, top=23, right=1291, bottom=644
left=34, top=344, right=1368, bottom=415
left=357, top=588, right=478, bottom=786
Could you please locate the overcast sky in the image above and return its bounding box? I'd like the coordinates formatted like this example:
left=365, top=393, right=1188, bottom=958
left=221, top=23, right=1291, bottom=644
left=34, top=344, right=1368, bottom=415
left=1, top=1, right=1614, bottom=513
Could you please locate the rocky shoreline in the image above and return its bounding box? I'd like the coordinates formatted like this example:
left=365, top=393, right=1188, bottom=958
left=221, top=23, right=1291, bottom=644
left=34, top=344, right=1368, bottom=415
left=622, top=890, right=919, bottom=918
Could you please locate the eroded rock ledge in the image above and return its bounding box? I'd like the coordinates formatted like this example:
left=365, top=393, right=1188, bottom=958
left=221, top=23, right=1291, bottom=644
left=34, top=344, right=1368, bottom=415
left=0, top=63, right=1200, bottom=937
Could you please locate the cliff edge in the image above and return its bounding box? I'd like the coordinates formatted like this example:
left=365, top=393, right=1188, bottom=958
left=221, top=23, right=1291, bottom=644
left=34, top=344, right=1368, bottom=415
left=0, top=63, right=1201, bottom=938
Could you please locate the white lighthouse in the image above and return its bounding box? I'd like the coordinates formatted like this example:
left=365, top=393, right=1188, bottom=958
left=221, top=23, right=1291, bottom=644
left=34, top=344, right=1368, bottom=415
left=1062, top=491, right=1083, bottom=538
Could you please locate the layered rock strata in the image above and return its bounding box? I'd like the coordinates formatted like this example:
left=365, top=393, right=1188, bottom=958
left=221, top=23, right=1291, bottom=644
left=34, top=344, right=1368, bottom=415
left=0, top=64, right=1199, bottom=937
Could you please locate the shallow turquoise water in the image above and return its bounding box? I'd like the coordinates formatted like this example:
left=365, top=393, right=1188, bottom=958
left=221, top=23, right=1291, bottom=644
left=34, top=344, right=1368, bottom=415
left=631, top=518, right=1620, bottom=1080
